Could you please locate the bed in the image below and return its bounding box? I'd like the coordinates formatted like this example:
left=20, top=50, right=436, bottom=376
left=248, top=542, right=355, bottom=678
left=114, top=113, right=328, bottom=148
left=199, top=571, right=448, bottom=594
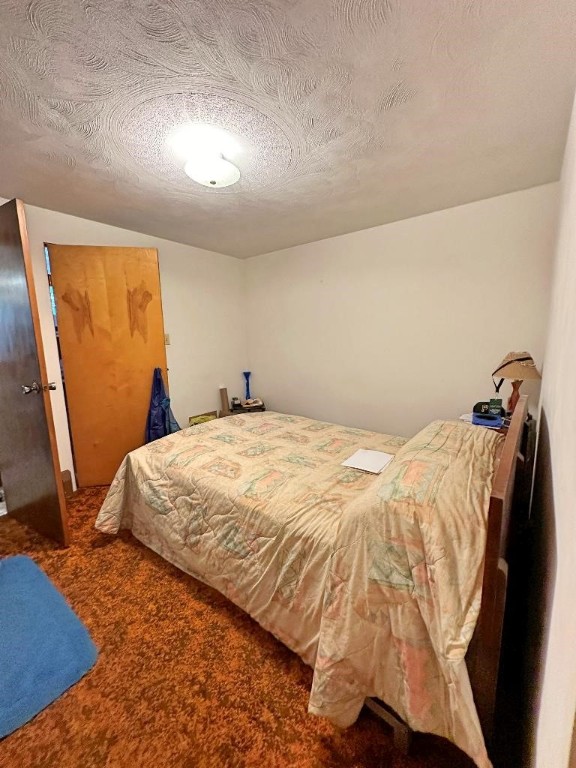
left=95, top=396, right=529, bottom=768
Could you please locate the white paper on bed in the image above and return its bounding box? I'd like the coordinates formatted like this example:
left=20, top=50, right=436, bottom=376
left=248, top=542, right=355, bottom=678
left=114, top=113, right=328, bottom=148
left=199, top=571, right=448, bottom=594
left=341, top=449, right=394, bottom=473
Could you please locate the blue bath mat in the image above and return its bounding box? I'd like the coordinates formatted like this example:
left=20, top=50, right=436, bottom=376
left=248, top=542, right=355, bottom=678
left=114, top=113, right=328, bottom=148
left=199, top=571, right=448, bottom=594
left=0, top=555, right=98, bottom=738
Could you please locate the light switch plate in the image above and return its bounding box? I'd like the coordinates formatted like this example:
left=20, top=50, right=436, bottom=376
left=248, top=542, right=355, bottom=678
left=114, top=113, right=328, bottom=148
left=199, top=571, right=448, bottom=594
left=164, top=333, right=170, bottom=345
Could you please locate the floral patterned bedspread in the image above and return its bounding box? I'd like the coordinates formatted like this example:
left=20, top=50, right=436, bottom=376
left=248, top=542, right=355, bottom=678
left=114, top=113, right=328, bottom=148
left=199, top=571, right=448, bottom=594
left=95, top=411, right=502, bottom=768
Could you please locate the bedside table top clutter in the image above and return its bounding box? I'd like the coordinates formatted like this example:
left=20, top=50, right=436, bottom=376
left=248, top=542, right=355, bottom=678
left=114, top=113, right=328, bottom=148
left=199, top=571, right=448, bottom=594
left=231, top=371, right=265, bottom=412
left=231, top=398, right=266, bottom=413
left=217, top=380, right=266, bottom=418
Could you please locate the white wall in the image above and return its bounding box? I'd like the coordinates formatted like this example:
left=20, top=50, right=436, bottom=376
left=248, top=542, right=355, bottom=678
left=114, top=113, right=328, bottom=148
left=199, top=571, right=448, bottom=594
left=3, top=182, right=559, bottom=481
left=2, top=201, right=247, bottom=481
left=245, top=184, right=558, bottom=437
left=532, top=95, right=576, bottom=768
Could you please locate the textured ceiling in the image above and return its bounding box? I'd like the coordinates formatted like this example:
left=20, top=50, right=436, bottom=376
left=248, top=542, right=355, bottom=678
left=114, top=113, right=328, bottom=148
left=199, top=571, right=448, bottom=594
left=1, top=0, right=576, bottom=258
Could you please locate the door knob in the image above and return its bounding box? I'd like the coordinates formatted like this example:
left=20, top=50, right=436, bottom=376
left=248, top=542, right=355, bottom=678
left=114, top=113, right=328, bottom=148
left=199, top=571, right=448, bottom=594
left=22, top=381, right=41, bottom=395
left=43, top=382, right=57, bottom=391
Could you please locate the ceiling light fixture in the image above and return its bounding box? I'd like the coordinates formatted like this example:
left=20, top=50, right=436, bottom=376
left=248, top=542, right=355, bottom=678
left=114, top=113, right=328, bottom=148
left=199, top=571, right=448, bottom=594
left=167, top=123, right=241, bottom=188
left=184, top=156, right=240, bottom=188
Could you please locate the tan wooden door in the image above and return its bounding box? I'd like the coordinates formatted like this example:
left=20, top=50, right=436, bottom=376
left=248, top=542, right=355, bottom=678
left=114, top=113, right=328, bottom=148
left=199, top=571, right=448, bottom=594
left=48, top=245, right=168, bottom=487
left=0, top=200, right=69, bottom=545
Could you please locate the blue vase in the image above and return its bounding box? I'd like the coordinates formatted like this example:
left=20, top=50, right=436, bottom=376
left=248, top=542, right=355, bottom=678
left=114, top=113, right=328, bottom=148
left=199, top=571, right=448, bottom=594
left=243, top=371, right=251, bottom=400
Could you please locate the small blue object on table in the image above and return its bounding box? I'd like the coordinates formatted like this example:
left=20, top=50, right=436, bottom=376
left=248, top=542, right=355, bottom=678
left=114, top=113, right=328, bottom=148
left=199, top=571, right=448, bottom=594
left=472, top=412, right=503, bottom=428
left=0, top=555, right=98, bottom=737
left=242, top=371, right=252, bottom=400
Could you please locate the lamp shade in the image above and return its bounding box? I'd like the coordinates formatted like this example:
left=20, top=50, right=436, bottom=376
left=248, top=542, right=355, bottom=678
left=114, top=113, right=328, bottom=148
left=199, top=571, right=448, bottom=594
left=492, top=351, right=541, bottom=381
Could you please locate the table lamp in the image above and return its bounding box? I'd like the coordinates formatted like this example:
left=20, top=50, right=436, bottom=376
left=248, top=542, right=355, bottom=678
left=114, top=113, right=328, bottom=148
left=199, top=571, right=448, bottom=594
left=492, top=351, right=541, bottom=413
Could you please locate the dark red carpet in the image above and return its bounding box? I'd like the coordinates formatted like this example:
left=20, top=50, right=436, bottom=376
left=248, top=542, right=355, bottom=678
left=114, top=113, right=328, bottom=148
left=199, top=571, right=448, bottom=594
left=0, top=488, right=474, bottom=768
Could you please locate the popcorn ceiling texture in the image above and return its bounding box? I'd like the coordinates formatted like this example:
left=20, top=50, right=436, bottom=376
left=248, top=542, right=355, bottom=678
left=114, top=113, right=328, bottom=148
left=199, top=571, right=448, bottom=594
left=0, top=0, right=576, bottom=257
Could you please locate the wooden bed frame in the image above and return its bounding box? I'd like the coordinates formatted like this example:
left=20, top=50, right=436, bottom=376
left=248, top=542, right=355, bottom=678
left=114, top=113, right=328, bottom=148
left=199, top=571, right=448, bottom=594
left=366, top=394, right=531, bottom=754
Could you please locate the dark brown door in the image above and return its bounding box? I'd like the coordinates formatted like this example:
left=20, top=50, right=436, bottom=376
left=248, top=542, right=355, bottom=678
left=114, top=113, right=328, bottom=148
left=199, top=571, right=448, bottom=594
left=0, top=199, right=69, bottom=545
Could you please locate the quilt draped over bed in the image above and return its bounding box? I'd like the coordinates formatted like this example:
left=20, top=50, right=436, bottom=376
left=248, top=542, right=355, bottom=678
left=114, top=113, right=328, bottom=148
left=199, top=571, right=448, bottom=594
left=95, top=412, right=502, bottom=768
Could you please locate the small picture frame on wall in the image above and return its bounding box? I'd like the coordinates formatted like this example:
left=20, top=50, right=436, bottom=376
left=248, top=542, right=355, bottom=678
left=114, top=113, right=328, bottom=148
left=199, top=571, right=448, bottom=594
left=188, top=410, right=218, bottom=427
